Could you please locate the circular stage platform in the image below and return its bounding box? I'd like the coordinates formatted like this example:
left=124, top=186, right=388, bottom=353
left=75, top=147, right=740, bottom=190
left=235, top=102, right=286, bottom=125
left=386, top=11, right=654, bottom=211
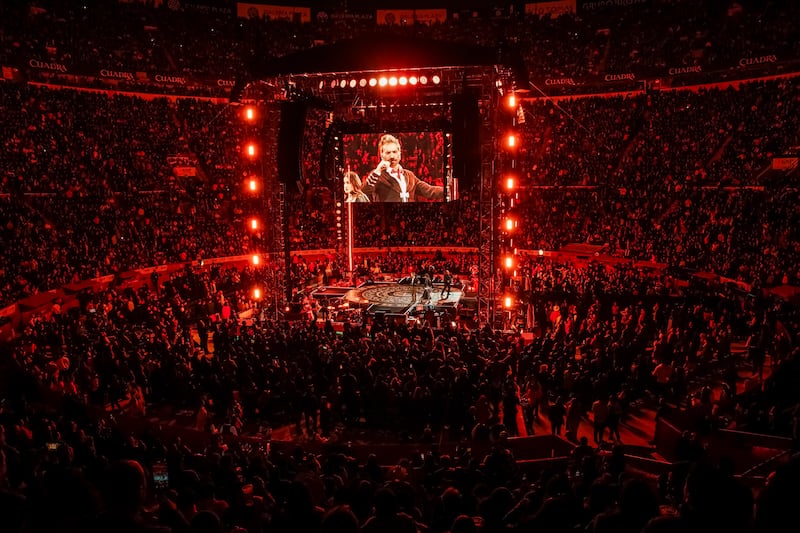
left=313, top=281, right=462, bottom=316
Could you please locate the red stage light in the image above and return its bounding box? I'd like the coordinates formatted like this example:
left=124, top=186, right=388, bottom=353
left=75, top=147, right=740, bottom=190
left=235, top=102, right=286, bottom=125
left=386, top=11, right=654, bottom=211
left=379, top=77, right=388, bottom=87
left=250, top=218, right=259, bottom=230
left=399, top=76, right=408, bottom=86
left=244, top=107, right=255, bottom=121
left=409, top=76, right=418, bottom=85
left=349, top=79, right=357, bottom=88
left=248, top=179, right=257, bottom=192
left=432, top=75, right=441, bottom=84
left=419, top=75, right=428, bottom=84
left=359, top=79, right=367, bottom=87
left=246, top=143, right=256, bottom=157
left=389, top=76, right=398, bottom=86
left=369, top=78, right=378, bottom=87
left=252, top=254, right=260, bottom=265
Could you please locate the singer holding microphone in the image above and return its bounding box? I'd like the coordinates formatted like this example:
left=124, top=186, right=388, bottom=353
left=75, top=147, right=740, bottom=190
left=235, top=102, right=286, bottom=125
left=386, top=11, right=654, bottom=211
left=361, top=134, right=444, bottom=203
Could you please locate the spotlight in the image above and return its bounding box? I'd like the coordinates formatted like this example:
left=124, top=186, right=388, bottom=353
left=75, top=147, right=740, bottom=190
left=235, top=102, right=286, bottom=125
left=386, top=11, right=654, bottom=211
left=507, top=94, right=516, bottom=108
left=504, top=296, right=513, bottom=308
left=399, top=76, right=408, bottom=86
left=246, top=143, right=256, bottom=157
left=504, top=256, right=514, bottom=269
left=349, top=79, right=357, bottom=88
left=409, top=76, right=418, bottom=85
left=538, top=249, right=545, bottom=256
left=419, top=75, right=428, bottom=84
left=250, top=218, right=259, bottom=230
left=505, top=218, right=515, bottom=231
left=330, top=80, right=337, bottom=88
left=369, top=78, right=378, bottom=87
left=248, top=178, right=257, bottom=192
left=339, top=79, right=347, bottom=88
left=244, top=107, right=255, bottom=121
left=507, top=134, right=516, bottom=148
left=319, top=80, right=324, bottom=90
left=506, top=177, right=515, bottom=190
left=253, top=288, right=262, bottom=300
left=252, top=254, right=260, bottom=265
left=359, top=78, right=367, bottom=87
left=432, top=75, right=441, bottom=84
left=389, top=76, right=398, bottom=86
left=379, top=77, right=388, bottom=87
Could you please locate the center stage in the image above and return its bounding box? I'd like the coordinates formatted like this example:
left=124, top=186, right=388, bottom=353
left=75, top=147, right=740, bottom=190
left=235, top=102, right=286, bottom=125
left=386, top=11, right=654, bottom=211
left=311, top=281, right=463, bottom=317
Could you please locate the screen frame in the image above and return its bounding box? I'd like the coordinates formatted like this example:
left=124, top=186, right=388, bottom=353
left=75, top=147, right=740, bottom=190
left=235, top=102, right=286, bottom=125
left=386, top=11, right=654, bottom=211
left=338, top=123, right=453, bottom=204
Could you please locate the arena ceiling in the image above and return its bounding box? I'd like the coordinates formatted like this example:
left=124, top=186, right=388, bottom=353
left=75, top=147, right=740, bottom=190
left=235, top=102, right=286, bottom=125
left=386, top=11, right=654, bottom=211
left=251, top=34, right=500, bottom=77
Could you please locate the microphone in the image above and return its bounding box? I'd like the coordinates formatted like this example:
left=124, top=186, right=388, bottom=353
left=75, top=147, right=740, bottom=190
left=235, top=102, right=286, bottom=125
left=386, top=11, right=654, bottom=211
left=368, top=160, right=392, bottom=186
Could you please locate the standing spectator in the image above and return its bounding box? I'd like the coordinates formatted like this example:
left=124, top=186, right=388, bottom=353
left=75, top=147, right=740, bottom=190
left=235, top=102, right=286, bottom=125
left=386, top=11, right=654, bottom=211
left=652, top=360, right=673, bottom=401
left=502, top=378, right=521, bottom=437
left=565, top=394, right=583, bottom=442
left=548, top=396, right=566, bottom=436
left=520, top=376, right=540, bottom=435
left=361, top=487, right=418, bottom=533
left=592, top=397, right=609, bottom=445
left=606, top=395, right=623, bottom=443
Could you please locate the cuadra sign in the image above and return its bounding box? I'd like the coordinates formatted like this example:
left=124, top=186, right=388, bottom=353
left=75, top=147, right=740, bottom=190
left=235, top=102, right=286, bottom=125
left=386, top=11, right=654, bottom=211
left=668, top=65, right=702, bottom=75
left=29, top=59, right=67, bottom=72
left=604, top=73, right=635, bottom=81
left=545, top=78, right=577, bottom=85
left=739, top=55, right=777, bottom=67
left=100, top=69, right=134, bottom=80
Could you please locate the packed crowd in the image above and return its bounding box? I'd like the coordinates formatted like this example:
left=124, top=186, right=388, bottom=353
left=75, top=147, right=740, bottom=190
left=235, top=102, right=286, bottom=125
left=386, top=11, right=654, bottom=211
left=9, top=256, right=799, bottom=442
left=2, top=4, right=800, bottom=531
left=4, top=1, right=800, bottom=93
left=3, top=400, right=798, bottom=533
left=3, top=75, right=800, bottom=306
left=2, top=254, right=799, bottom=533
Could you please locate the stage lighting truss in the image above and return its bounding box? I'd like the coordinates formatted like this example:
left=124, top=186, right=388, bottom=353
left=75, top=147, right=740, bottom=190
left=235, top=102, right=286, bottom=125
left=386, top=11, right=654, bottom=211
left=250, top=65, right=507, bottom=115
left=276, top=66, right=498, bottom=103
left=313, top=70, right=441, bottom=92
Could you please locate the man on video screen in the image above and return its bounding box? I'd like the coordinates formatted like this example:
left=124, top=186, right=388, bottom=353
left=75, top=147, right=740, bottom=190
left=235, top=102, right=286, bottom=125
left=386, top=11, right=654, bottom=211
left=362, top=134, right=444, bottom=202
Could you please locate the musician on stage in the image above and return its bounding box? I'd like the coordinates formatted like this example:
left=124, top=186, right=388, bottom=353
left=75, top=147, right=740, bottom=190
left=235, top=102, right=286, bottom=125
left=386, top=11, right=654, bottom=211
left=362, top=134, right=444, bottom=202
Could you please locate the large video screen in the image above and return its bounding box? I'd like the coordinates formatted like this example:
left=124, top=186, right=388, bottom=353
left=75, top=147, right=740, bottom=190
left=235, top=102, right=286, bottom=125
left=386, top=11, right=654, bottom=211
left=342, top=131, right=449, bottom=203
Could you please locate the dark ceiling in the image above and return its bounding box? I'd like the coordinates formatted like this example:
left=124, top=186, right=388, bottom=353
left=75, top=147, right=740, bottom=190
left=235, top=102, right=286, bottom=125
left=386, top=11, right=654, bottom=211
left=253, top=33, right=500, bottom=77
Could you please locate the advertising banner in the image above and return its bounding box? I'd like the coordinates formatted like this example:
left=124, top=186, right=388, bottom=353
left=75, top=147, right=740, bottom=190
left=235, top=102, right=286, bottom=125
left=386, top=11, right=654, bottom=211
left=376, top=9, right=415, bottom=25
left=525, top=0, right=577, bottom=16
left=413, top=9, right=448, bottom=25
left=578, top=0, right=650, bottom=12
left=237, top=3, right=311, bottom=22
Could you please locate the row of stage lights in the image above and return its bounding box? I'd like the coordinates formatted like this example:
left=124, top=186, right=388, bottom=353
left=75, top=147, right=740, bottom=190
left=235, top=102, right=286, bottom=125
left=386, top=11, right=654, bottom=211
left=318, top=74, right=442, bottom=90
left=240, top=106, right=266, bottom=301
left=500, top=92, right=523, bottom=311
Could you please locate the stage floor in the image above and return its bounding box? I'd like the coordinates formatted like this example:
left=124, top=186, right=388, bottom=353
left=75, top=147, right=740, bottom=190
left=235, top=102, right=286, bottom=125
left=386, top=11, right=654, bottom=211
left=313, top=281, right=462, bottom=316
